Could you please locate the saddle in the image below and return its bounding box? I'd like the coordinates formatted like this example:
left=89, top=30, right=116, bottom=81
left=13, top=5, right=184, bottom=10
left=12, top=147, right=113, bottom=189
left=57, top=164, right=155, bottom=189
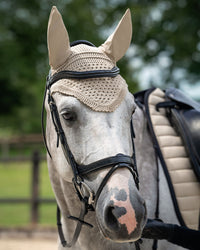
left=158, top=87, right=200, bottom=181
left=134, top=87, right=200, bottom=230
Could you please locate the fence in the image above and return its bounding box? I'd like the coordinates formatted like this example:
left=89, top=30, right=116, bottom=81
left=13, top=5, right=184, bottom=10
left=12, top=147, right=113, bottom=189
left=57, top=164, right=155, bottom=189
left=0, top=134, right=45, bottom=162
left=0, top=134, right=55, bottom=225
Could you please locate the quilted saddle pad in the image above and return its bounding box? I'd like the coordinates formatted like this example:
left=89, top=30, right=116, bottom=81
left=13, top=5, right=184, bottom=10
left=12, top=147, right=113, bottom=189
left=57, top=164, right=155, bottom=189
left=148, top=88, right=200, bottom=230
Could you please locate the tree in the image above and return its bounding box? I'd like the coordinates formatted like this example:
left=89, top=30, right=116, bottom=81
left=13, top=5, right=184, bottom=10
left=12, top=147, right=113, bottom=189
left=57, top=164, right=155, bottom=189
left=131, top=0, right=200, bottom=92
left=0, top=0, right=199, bottom=134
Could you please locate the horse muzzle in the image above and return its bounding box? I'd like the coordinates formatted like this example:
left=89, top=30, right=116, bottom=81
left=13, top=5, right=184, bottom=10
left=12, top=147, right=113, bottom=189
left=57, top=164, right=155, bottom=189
left=95, top=167, right=147, bottom=242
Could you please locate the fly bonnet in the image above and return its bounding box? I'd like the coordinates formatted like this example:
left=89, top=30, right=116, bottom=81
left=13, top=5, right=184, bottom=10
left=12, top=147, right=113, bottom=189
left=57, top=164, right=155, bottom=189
left=47, top=6, right=132, bottom=112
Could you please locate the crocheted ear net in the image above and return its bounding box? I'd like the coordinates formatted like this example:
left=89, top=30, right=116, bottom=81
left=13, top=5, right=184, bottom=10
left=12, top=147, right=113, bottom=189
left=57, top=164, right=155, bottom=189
left=51, top=44, right=128, bottom=112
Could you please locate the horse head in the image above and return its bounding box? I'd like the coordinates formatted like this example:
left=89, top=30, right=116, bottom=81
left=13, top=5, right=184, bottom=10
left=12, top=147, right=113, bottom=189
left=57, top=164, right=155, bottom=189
left=45, top=6, right=147, bottom=245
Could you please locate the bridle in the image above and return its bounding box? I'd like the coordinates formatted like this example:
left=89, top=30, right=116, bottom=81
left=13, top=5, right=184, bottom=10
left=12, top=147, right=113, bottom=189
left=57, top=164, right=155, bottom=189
left=42, top=40, right=140, bottom=248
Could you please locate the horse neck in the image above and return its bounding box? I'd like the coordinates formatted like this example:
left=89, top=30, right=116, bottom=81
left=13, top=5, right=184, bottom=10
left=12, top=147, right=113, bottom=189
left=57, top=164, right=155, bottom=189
left=133, top=107, right=158, bottom=218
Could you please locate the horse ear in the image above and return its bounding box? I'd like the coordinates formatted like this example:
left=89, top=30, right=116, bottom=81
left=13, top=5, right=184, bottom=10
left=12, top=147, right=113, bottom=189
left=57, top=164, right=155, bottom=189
left=47, top=6, right=71, bottom=69
left=100, top=9, right=132, bottom=62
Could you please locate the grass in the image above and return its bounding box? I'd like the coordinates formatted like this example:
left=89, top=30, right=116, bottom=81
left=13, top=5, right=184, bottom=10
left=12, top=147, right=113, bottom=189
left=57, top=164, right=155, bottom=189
left=0, top=161, right=57, bottom=227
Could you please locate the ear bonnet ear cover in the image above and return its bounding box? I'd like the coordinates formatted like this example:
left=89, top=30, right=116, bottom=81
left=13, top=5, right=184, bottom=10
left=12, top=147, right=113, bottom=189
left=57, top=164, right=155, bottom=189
left=47, top=7, right=132, bottom=112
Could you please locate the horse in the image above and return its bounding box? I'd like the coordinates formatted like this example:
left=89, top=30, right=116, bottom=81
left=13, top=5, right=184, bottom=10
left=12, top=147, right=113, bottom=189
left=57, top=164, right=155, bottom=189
left=43, top=6, right=193, bottom=250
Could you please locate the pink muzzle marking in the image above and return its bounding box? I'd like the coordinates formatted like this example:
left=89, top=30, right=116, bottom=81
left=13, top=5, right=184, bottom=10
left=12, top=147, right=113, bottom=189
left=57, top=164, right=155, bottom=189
left=111, top=194, right=137, bottom=235
left=107, top=171, right=138, bottom=235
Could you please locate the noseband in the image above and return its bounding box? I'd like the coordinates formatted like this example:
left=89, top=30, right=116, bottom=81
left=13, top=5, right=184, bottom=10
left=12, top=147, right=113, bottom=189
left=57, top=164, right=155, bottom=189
left=42, top=40, right=139, bottom=248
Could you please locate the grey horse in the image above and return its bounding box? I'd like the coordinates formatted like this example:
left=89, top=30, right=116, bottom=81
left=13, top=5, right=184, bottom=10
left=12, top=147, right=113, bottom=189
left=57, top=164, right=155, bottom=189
left=45, top=6, right=187, bottom=250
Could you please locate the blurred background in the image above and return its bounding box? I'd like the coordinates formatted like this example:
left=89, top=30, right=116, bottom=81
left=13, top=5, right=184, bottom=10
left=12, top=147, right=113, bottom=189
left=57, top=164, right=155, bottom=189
left=0, top=0, right=199, bottom=238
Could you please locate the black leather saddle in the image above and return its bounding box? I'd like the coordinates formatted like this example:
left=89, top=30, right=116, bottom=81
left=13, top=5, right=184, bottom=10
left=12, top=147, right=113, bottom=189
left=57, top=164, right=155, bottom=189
left=156, top=87, right=200, bottom=181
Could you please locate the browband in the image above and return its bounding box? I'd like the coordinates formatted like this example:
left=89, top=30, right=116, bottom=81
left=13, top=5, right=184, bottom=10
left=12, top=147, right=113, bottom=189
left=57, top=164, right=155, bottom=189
left=47, top=66, right=120, bottom=88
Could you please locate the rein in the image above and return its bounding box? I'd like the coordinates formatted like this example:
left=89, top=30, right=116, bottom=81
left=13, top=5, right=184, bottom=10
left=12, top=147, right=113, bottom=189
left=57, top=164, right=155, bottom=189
left=42, top=40, right=140, bottom=248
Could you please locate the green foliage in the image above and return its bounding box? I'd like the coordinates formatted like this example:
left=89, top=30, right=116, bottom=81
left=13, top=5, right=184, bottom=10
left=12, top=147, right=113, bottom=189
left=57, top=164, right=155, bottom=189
left=0, top=0, right=199, bottom=134
left=133, top=0, right=200, bottom=87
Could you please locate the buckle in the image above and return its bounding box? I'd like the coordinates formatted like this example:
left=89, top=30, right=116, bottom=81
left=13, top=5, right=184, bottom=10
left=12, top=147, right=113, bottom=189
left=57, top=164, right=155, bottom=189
left=73, top=177, right=95, bottom=205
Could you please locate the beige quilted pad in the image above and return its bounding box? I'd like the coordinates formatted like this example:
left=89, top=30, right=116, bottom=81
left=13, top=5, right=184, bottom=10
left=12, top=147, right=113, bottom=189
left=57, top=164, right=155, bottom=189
left=148, top=88, right=200, bottom=230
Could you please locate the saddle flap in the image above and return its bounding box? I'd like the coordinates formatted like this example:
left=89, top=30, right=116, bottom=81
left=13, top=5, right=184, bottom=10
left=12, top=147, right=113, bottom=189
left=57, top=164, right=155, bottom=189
left=170, top=108, right=200, bottom=181
left=166, top=87, right=200, bottom=111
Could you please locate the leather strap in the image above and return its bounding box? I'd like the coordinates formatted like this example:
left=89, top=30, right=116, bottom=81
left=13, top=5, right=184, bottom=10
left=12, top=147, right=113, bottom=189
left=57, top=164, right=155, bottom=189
left=78, top=154, right=136, bottom=175
left=94, top=164, right=139, bottom=207
left=57, top=200, right=90, bottom=248
left=47, top=66, right=120, bottom=88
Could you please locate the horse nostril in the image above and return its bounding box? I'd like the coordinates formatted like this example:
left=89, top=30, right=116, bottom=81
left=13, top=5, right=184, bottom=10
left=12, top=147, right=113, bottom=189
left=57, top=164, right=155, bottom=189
left=105, top=206, right=120, bottom=232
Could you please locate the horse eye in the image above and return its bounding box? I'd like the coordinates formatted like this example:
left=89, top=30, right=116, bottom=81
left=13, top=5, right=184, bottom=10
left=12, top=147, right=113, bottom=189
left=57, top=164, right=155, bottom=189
left=61, top=110, right=76, bottom=122
left=132, top=106, right=136, bottom=115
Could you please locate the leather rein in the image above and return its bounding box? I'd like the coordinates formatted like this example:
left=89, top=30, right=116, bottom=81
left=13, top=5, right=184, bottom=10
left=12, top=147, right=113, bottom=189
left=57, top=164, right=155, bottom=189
left=42, top=40, right=140, bottom=248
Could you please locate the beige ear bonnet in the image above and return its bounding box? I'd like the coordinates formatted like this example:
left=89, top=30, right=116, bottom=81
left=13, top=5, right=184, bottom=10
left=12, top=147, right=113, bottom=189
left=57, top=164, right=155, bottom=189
left=47, top=7, right=132, bottom=112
